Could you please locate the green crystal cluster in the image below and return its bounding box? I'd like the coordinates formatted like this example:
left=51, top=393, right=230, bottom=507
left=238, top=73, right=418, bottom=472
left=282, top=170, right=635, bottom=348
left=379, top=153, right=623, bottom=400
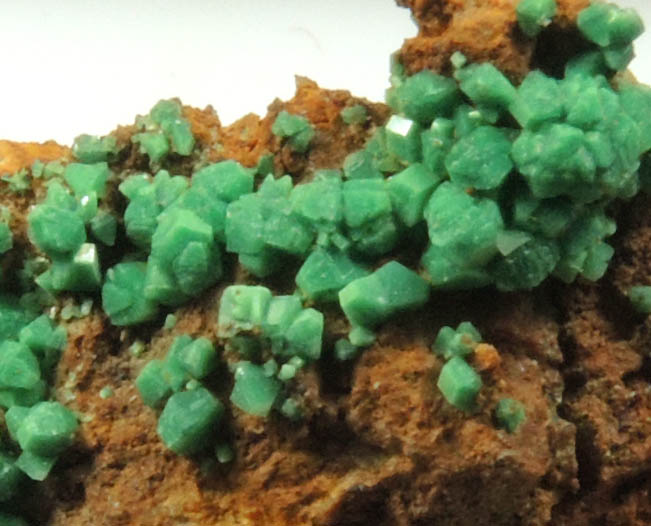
left=0, top=311, right=76, bottom=493
left=28, top=156, right=114, bottom=294
left=133, top=100, right=195, bottom=163
left=136, top=335, right=224, bottom=455
left=271, top=110, right=315, bottom=153
left=628, top=285, right=651, bottom=314
left=433, top=323, right=483, bottom=412
left=216, top=285, right=323, bottom=417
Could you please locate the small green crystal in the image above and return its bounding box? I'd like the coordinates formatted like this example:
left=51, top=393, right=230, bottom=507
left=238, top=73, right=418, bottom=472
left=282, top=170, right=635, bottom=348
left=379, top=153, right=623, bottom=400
left=0, top=341, right=41, bottom=391
left=495, top=398, right=526, bottom=433
left=15, top=401, right=78, bottom=457
left=384, top=115, right=422, bottom=164
left=90, top=211, right=117, bottom=246
left=272, top=110, right=315, bottom=153
left=516, top=0, right=557, bottom=37
left=455, top=62, right=517, bottom=111
left=341, top=104, right=368, bottom=125
left=64, top=162, right=110, bottom=199
left=28, top=204, right=86, bottom=257
left=629, top=285, right=651, bottom=314
left=388, top=69, right=460, bottom=124
left=437, top=356, right=482, bottom=412
left=509, top=70, right=564, bottom=129
left=230, top=361, right=281, bottom=417
left=387, top=163, right=440, bottom=227
left=157, top=388, right=223, bottom=455
left=72, top=134, right=117, bottom=163
left=296, top=249, right=369, bottom=302
left=217, top=285, right=272, bottom=337
left=136, top=360, right=172, bottom=408
left=15, top=450, right=57, bottom=481
left=432, top=322, right=482, bottom=361
left=133, top=131, right=170, bottom=163
left=102, top=262, right=158, bottom=326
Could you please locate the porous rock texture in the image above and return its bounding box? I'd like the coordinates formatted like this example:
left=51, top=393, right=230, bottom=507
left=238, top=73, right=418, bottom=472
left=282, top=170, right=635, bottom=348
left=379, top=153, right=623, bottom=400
left=0, top=1, right=649, bottom=524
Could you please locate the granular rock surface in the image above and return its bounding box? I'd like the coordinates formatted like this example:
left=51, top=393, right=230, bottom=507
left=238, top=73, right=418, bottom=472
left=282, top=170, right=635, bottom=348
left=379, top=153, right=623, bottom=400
left=0, top=1, right=649, bottom=525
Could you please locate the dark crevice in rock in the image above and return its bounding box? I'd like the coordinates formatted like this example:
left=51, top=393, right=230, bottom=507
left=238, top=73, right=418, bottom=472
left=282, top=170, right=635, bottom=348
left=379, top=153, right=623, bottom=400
left=530, top=25, right=593, bottom=79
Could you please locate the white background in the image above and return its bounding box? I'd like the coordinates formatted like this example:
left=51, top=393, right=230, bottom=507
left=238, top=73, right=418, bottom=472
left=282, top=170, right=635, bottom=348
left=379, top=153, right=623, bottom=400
left=0, top=0, right=650, bottom=145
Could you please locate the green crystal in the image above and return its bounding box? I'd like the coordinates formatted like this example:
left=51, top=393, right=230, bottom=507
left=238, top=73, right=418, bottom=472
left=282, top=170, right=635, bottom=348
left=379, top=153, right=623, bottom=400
left=72, top=134, right=117, bottom=163
left=516, top=0, right=557, bottom=37
left=512, top=123, right=596, bottom=200
left=296, top=249, right=369, bottom=302
left=102, top=262, right=158, bottom=326
left=422, top=244, right=492, bottom=289
left=28, top=204, right=86, bottom=257
left=193, top=160, right=254, bottom=203
left=349, top=326, right=376, bottom=347
left=509, top=70, right=564, bottom=129
left=63, top=162, right=110, bottom=199
left=495, top=398, right=526, bottom=433
left=215, top=443, right=234, bottom=463
left=157, top=388, right=223, bottom=455
left=421, top=118, right=455, bottom=177
left=577, top=2, right=643, bottom=48
left=629, top=286, right=651, bottom=314
left=343, top=150, right=383, bottom=180
left=424, top=182, right=504, bottom=266
left=334, top=339, right=359, bottom=361
left=387, top=163, right=440, bottom=227
left=283, top=308, right=324, bottom=361
left=437, top=356, right=482, bottom=412
left=388, top=70, right=460, bottom=124
left=602, top=43, right=634, bottom=71
left=136, top=360, right=172, bottom=408
left=455, top=62, right=517, bottom=111
left=262, top=295, right=302, bottom=341
left=172, top=337, right=217, bottom=380
left=0, top=295, right=35, bottom=341
left=15, top=450, right=57, bottom=482
left=15, top=402, right=78, bottom=457
left=280, top=398, right=302, bottom=420
left=230, top=361, right=281, bottom=417
left=90, top=211, right=117, bottom=246
left=343, top=179, right=391, bottom=229
left=133, top=131, right=170, bottom=163
left=445, top=126, right=512, bottom=190
left=341, top=104, right=368, bottom=125
left=432, top=322, right=482, bottom=361
left=19, top=315, right=66, bottom=371
left=99, top=386, right=114, bottom=399
left=512, top=193, right=575, bottom=238
left=490, top=237, right=559, bottom=291
left=1, top=169, right=30, bottom=194
left=217, top=285, right=272, bottom=337
left=384, top=115, right=422, bottom=164
left=47, top=243, right=102, bottom=292
left=0, top=340, right=40, bottom=393
left=167, top=118, right=195, bottom=155
left=554, top=210, right=616, bottom=283
left=291, top=176, right=343, bottom=231
left=339, top=261, right=430, bottom=329
left=271, top=110, right=315, bottom=153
